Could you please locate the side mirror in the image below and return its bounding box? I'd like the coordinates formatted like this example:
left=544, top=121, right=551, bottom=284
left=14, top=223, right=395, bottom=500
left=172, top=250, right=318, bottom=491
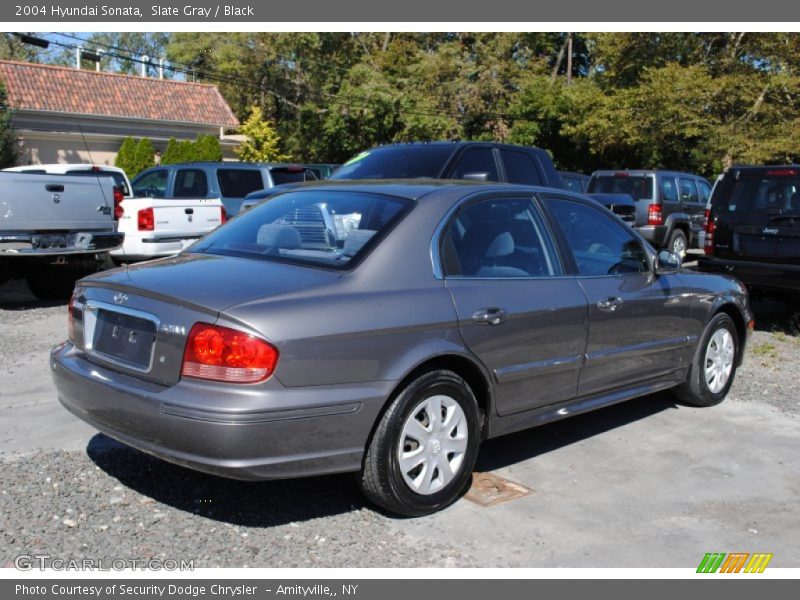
left=462, top=172, right=489, bottom=182
left=655, top=249, right=681, bottom=275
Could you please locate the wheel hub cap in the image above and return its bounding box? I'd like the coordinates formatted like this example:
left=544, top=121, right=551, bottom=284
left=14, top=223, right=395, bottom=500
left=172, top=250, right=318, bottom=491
left=704, top=329, right=735, bottom=394
left=397, top=394, right=468, bottom=496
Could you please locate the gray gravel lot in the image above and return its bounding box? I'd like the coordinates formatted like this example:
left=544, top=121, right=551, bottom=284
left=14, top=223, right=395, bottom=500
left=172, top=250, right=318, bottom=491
left=1, top=275, right=798, bottom=568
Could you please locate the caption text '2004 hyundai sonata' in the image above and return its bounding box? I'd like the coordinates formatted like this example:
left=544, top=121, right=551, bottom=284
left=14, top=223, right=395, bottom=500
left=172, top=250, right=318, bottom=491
left=51, top=181, right=752, bottom=516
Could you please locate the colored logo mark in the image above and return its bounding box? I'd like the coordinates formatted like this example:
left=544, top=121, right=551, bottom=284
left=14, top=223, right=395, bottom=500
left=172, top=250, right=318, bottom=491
left=697, top=552, right=773, bottom=573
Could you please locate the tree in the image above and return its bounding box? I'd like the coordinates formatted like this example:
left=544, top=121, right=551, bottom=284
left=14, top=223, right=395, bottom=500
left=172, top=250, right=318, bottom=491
left=160, top=137, right=181, bottom=165
left=195, top=134, right=223, bottom=161
left=235, top=106, right=288, bottom=162
left=0, top=82, right=19, bottom=168
left=114, top=136, right=137, bottom=177
left=131, top=138, right=155, bottom=177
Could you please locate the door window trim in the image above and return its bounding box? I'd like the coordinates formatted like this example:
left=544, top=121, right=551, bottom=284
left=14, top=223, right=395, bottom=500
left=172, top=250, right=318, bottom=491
left=431, top=191, right=568, bottom=280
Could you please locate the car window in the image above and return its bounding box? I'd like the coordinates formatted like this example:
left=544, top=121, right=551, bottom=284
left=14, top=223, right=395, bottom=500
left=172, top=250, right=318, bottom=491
left=679, top=178, right=699, bottom=203
left=661, top=177, right=678, bottom=202
left=217, top=169, right=265, bottom=197
left=269, top=167, right=319, bottom=185
left=442, top=197, right=560, bottom=278
left=562, top=176, right=584, bottom=193
left=331, top=146, right=455, bottom=179
left=698, top=180, right=712, bottom=203
left=131, top=169, right=168, bottom=198
left=499, top=150, right=542, bottom=185
left=190, top=190, right=412, bottom=270
left=63, top=169, right=131, bottom=196
left=725, top=173, right=800, bottom=213
left=545, top=197, right=649, bottom=276
left=587, top=175, right=654, bottom=200
left=174, top=169, right=209, bottom=198
left=450, top=147, right=499, bottom=181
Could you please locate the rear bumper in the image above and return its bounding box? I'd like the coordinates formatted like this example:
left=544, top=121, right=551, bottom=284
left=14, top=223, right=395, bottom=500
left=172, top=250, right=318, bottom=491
left=0, top=231, right=123, bottom=257
left=635, top=225, right=668, bottom=247
left=110, top=234, right=202, bottom=260
left=698, top=256, right=800, bottom=293
left=50, top=342, right=390, bottom=480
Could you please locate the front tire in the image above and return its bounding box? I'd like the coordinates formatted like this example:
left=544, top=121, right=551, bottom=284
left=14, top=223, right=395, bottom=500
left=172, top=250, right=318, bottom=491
left=676, top=313, right=738, bottom=407
left=667, top=228, right=688, bottom=259
left=359, top=370, right=481, bottom=516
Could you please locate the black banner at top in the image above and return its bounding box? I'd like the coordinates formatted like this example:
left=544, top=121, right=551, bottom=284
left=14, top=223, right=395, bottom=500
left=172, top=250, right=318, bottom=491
left=3, top=0, right=800, bottom=22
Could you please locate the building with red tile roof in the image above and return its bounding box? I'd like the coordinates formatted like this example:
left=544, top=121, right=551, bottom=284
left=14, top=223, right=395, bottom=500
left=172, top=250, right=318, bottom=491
left=0, top=59, right=240, bottom=167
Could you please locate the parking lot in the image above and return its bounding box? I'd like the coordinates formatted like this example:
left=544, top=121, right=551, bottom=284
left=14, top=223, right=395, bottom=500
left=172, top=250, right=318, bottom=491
left=1, top=271, right=799, bottom=568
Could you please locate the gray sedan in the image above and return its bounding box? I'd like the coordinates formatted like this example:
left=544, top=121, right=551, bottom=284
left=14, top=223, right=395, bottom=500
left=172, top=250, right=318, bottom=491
left=51, top=182, right=752, bottom=516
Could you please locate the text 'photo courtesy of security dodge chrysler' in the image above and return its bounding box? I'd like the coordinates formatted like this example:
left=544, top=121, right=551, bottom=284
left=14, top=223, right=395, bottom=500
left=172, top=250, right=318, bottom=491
left=51, top=182, right=754, bottom=516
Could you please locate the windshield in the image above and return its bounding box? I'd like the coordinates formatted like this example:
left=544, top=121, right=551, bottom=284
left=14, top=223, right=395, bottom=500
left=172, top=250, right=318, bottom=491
left=588, top=175, right=654, bottom=201
left=330, top=146, right=456, bottom=180
left=190, top=190, right=413, bottom=269
left=726, top=174, right=800, bottom=214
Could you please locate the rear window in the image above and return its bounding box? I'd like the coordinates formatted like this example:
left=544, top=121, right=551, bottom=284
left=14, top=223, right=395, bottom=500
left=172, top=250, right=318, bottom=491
left=64, top=169, right=130, bottom=196
left=331, top=146, right=456, bottom=180
left=269, top=167, right=319, bottom=185
left=723, top=174, right=800, bottom=214
left=190, top=190, right=413, bottom=270
left=588, top=175, right=654, bottom=201
left=217, top=169, right=265, bottom=198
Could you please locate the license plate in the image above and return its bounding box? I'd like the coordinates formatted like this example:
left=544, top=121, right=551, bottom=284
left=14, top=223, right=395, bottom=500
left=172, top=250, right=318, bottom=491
left=92, top=310, right=157, bottom=370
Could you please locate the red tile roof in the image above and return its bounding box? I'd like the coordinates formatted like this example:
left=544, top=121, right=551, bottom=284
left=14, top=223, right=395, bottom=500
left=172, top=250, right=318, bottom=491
left=0, top=59, right=239, bottom=127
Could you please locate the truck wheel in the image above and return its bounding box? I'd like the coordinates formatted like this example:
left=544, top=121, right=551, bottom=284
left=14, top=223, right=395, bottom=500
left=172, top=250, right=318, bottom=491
left=25, top=266, right=79, bottom=301
left=359, top=370, right=481, bottom=516
left=667, top=229, right=688, bottom=258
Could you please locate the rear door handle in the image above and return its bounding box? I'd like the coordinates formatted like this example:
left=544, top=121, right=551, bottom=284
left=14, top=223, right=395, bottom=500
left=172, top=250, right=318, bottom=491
left=472, top=307, right=508, bottom=326
left=597, top=297, right=624, bottom=311
left=46, top=184, right=64, bottom=192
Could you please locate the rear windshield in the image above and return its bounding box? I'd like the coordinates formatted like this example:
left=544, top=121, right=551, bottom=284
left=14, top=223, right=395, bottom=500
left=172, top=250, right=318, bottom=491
left=331, top=146, right=456, bottom=180
left=63, top=169, right=130, bottom=196
left=269, top=167, right=320, bottom=185
left=588, top=175, right=654, bottom=200
left=216, top=169, right=265, bottom=198
left=723, top=173, right=800, bottom=214
left=189, top=190, right=413, bottom=270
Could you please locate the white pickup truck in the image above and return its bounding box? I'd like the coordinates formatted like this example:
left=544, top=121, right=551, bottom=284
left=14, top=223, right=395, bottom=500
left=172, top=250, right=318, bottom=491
left=0, top=170, right=123, bottom=299
left=7, top=164, right=225, bottom=263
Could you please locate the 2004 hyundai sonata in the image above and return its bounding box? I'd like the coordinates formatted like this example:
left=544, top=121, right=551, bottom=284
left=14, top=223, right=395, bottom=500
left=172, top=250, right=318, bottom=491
left=51, top=182, right=752, bottom=516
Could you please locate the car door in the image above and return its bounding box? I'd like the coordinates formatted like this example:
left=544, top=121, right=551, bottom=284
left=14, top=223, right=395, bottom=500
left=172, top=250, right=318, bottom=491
left=659, top=174, right=681, bottom=221
left=441, top=194, right=588, bottom=415
left=542, top=194, right=696, bottom=397
left=679, top=176, right=704, bottom=219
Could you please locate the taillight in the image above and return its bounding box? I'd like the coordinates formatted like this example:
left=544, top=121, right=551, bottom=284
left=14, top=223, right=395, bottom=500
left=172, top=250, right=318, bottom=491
left=67, top=293, right=76, bottom=341
left=137, top=207, right=154, bottom=231
left=704, top=210, right=716, bottom=255
left=647, top=204, right=663, bottom=226
left=220, top=207, right=228, bottom=224
left=766, top=169, right=797, bottom=176
left=113, top=187, right=124, bottom=220
left=181, top=323, right=279, bottom=384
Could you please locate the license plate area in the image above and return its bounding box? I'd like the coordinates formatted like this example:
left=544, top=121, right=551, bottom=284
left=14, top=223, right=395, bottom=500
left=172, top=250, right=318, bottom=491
left=83, top=302, right=159, bottom=372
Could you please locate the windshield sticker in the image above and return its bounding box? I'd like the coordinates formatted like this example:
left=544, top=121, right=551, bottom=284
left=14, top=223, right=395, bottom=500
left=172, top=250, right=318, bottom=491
left=343, top=151, right=370, bottom=166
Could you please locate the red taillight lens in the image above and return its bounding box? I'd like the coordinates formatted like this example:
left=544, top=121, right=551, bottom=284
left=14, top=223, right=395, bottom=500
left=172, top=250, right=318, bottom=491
left=647, top=204, right=663, bottom=226
left=68, top=293, right=76, bottom=341
left=766, top=169, right=797, bottom=176
left=220, top=207, right=228, bottom=224
left=704, top=210, right=717, bottom=255
left=137, top=207, right=154, bottom=231
left=181, top=323, right=279, bottom=384
left=113, top=187, right=124, bottom=220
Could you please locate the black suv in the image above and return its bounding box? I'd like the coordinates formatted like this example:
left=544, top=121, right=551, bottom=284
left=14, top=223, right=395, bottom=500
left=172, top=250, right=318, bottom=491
left=587, top=170, right=712, bottom=256
left=698, top=165, right=800, bottom=297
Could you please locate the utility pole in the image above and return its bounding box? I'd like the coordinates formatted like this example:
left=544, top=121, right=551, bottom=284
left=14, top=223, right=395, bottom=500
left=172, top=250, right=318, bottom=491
left=566, top=33, right=573, bottom=85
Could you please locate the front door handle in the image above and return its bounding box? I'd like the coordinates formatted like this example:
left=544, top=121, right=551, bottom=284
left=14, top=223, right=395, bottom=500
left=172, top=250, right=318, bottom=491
left=597, top=297, right=624, bottom=312
left=472, top=307, right=508, bottom=326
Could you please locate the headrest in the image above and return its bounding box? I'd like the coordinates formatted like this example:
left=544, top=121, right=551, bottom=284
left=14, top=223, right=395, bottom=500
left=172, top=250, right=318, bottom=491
left=484, top=232, right=515, bottom=259
left=257, top=224, right=302, bottom=249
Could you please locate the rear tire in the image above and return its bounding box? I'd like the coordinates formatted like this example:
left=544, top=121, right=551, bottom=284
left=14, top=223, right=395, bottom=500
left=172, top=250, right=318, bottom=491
left=675, top=313, right=738, bottom=407
left=667, top=228, right=688, bottom=258
left=359, top=370, right=480, bottom=516
left=25, top=260, right=96, bottom=301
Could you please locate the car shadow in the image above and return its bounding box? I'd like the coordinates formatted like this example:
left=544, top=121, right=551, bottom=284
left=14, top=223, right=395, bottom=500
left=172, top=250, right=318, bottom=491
left=750, top=298, right=799, bottom=335
left=0, top=279, right=67, bottom=310
left=86, top=433, right=367, bottom=527
left=87, top=391, right=680, bottom=524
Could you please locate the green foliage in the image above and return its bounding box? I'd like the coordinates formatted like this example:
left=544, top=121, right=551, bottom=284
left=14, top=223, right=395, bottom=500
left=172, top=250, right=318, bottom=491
left=0, top=82, right=18, bottom=168
left=114, top=136, right=137, bottom=177
left=160, top=135, right=223, bottom=165
left=131, top=138, right=156, bottom=177
left=194, top=134, right=223, bottom=161
left=235, top=106, right=288, bottom=162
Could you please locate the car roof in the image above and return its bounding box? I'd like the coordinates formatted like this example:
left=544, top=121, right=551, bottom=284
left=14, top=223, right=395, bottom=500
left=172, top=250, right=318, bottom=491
left=6, top=164, right=125, bottom=173
left=592, top=169, right=705, bottom=178
left=728, top=165, right=800, bottom=174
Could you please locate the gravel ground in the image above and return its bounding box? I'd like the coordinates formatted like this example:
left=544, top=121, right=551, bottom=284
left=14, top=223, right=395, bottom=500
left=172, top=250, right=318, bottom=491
left=1, top=274, right=798, bottom=568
